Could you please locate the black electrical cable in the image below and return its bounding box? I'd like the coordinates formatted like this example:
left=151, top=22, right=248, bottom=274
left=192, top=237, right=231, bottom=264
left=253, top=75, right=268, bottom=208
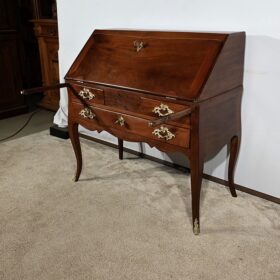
left=0, top=110, right=39, bottom=142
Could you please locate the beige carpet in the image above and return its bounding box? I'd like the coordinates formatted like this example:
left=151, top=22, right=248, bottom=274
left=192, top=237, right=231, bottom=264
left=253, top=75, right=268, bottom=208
left=0, top=131, right=279, bottom=280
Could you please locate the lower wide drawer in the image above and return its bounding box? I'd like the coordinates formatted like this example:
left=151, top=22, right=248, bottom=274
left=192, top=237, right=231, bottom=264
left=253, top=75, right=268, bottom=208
left=70, top=102, right=190, bottom=148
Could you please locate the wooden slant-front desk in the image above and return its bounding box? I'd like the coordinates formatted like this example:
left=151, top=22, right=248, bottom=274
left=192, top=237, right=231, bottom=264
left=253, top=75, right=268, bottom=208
left=23, top=30, right=246, bottom=234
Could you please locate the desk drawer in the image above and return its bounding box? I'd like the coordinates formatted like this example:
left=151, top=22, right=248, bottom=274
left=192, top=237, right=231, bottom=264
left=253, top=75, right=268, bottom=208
left=70, top=102, right=190, bottom=148
left=69, top=83, right=105, bottom=105
left=104, top=90, right=190, bottom=127
left=140, top=97, right=190, bottom=126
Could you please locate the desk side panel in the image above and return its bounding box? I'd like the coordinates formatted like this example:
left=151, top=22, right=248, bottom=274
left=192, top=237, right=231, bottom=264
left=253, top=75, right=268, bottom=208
left=198, top=87, right=242, bottom=160
left=199, top=32, right=245, bottom=101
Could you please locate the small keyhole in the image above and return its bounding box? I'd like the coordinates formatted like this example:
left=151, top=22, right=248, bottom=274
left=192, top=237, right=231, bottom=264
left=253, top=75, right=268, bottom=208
left=133, top=41, right=144, bottom=52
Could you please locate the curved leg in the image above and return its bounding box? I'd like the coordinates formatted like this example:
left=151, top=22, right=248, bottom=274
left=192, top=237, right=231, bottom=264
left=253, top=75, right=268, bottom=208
left=228, top=135, right=240, bottom=197
left=68, top=122, right=82, bottom=182
left=118, top=138, right=123, bottom=160
left=190, top=156, right=204, bottom=235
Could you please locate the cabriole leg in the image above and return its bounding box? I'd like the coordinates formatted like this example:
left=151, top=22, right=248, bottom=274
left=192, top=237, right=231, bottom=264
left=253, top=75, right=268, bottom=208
left=228, top=135, right=240, bottom=197
left=68, top=122, right=82, bottom=182
left=190, top=157, right=204, bottom=235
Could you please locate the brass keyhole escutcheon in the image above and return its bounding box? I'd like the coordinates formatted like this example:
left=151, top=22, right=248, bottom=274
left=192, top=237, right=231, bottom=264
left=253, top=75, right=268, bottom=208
left=115, top=116, right=125, bottom=126
left=133, top=40, right=144, bottom=52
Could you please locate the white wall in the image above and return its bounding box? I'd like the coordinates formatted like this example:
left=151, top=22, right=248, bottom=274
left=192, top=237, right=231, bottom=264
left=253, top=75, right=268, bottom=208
left=55, top=0, right=280, bottom=198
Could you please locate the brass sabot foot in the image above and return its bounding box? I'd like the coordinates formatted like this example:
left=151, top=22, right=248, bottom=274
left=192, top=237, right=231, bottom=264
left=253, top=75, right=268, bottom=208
left=193, top=218, right=200, bottom=235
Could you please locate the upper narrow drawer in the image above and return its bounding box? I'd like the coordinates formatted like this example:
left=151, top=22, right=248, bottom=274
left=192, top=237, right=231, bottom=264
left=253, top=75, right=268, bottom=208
left=70, top=83, right=105, bottom=105
left=140, top=97, right=190, bottom=127
left=104, top=89, right=190, bottom=127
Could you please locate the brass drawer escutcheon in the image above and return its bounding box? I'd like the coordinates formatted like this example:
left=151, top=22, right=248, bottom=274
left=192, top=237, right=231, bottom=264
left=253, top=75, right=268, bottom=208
left=152, top=126, right=175, bottom=141
left=153, top=103, right=174, bottom=117
left=78, top=88, right=95, bottom=100
left=79, top=108, right=95, bottom=119
left=115, top=116, right=125, bottom=126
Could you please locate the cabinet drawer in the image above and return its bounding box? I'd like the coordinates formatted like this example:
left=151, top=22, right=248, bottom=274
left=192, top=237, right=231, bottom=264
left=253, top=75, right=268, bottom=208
left=33, top=21, right=58, bottom=38
left=70, top=102, right=190, bottom=148
left=104, top=88, right=142, bottom=112
left=140, top=97, right=190, bottom=126
left=105, top=90, right=190, bottom=127
left=69, top=83, right=105, bottom=105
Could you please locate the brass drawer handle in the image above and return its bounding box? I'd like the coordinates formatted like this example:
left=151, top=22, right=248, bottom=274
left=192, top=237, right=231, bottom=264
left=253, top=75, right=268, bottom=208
left=115, top=116, right=125, bottom=126
left=79, top=108, right=95, bottom=119
left=133, top=40, right=144, bottom=52
left=153, top=103, right=174, bottom=117
left=152, top=126, right=175, bottom=141
left=78, top=88, right=95, bottom=100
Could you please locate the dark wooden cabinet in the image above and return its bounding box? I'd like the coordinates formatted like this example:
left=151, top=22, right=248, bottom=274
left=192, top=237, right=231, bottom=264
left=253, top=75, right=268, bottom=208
left=0, top=1, right=26, bottom=118
left=32, top=19, right=59, bottom=111
left=0, top=0, right=42, bottom=119
left=0, top=32, right=26, bottom=118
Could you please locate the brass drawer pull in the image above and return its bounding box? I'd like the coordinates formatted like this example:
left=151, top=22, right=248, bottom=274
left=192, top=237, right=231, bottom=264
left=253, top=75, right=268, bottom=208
left=153, top=103, right=174, bottom=117
left=152, top=126, right=175, bottom=141
left=79, top=108, right=95, bottom=119
left=115, top=116, right=125, bottom=126
left=133, top=41, right=144, bottom=52
left=78, top=88, right=95, bottom=100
